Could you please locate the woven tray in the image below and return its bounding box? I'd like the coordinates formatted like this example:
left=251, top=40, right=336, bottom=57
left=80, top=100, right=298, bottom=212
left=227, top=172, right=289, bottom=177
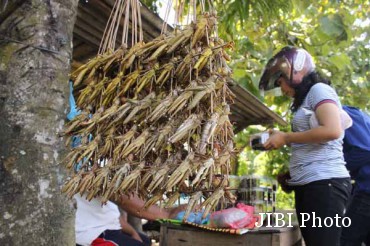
left=182, top=221, right=252, bottom=235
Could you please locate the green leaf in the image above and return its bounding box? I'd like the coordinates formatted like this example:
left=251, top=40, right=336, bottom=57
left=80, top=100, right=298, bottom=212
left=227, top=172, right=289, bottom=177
left=318, top=14, right=346, bottom=40
left=328, top=53, right=351, bottom=71
left=232, top=68, right=247, bottom=80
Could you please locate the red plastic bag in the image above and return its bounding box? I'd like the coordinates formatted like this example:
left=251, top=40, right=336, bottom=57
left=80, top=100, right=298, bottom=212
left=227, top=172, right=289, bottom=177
left=209, top=203, right=258, bottom=229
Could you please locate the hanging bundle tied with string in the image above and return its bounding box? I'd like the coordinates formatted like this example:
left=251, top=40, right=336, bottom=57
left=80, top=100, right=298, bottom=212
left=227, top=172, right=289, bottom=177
left=62, top=0, right=236, bottom=220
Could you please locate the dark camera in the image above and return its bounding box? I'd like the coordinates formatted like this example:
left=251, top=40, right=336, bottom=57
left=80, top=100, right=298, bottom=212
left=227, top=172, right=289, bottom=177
left=250, top=133, right=269, bottom=150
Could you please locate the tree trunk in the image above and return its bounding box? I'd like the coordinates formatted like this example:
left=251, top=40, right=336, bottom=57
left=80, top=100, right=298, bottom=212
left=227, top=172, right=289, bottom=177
left=0, top=0, right=78, bottom=245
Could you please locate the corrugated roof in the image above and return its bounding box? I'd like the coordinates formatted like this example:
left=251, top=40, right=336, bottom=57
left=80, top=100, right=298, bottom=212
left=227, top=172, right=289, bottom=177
left=72, top=0, right=287, bottom=132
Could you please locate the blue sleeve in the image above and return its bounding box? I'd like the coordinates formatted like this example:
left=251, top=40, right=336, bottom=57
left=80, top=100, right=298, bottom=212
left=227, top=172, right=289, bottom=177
left=67, top=81, right=81, bottom=121
left=344, top=148, right=370, bottom=178
left=66, top=82, right=93, bottom=171
left=66, top=81, right=82, bottom=152
left=343, top=105, right=370, bottom=152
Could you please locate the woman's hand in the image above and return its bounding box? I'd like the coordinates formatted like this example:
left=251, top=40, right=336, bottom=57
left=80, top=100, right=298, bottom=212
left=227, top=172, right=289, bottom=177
left=263, top=130, right=288, bottom=150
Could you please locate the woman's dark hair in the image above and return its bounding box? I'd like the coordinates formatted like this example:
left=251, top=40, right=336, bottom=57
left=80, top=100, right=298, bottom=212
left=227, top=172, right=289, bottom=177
left=290, top=71, right=331, bottom=112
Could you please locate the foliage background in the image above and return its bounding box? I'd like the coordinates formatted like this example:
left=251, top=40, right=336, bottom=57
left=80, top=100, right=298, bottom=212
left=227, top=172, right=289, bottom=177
left=225, top=0, right=369, bottom=209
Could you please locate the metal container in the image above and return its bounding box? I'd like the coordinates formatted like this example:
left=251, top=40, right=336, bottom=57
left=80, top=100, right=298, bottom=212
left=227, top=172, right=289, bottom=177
left=239, top=175, right=260, bottom=188
left=237, top=175, right=277, bottom=214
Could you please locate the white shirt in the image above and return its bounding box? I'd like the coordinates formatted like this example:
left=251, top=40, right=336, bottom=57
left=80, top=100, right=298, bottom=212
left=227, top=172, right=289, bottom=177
left=75, top=195, right=122, bottom=246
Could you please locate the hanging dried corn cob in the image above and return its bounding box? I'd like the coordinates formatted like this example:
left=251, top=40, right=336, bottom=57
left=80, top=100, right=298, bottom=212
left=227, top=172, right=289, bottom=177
left=63, top=0, right=236, bottom=220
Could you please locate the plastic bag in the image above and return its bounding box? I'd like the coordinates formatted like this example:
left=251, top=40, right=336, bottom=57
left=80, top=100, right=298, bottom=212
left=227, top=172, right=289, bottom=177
left=175, top=210, right=210, bottom=224
left=209, top=203, right=257, bottom=229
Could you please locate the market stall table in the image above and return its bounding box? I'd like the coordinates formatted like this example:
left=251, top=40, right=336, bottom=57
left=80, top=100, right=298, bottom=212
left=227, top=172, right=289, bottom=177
left=159, top=223, right=302, bottom=246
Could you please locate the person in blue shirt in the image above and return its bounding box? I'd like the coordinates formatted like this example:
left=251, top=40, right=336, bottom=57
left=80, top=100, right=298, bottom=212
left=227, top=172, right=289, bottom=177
left=341, top=105, right=370, bottom=246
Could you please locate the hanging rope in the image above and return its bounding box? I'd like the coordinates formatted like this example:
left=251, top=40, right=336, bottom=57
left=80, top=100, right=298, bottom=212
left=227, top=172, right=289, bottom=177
left=98, top=0, right=143, bottom=54
left=175, top=0, right=185, bottom=27
left=161, top=0, right=173, bottom=34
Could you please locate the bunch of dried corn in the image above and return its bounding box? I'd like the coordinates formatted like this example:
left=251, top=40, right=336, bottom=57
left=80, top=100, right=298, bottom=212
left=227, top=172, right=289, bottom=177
left=63, top=13, right=236, bottom=219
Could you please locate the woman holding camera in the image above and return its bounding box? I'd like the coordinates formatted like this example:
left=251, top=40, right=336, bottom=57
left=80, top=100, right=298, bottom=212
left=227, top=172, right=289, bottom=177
left=259, top=46, right=351, bottom=246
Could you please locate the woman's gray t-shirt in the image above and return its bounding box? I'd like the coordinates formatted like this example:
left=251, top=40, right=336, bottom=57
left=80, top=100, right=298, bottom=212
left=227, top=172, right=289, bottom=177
left=288, top=83, right=350, bottom=185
